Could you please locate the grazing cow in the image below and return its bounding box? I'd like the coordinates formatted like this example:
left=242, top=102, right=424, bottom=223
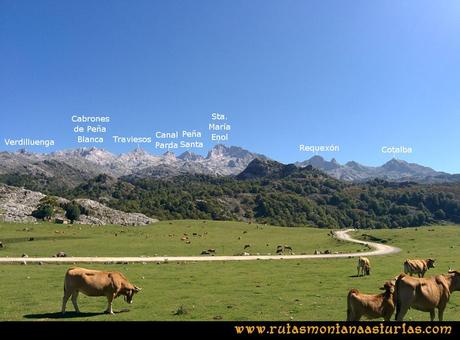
left=201, top=250, right=210, bottom=255
left=244, top=244, right=251, bottom=249
left=347, top=280, right=396, bottom=321
left=357, top=257, right=371, bottom=276
left=403, top=259, right=435, bottom=278
left=62, top=267, right=141, bottom=315
left=395, top=270, right=460, bottom=321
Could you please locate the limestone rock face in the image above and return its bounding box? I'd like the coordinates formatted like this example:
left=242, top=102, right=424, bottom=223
left=73, top=198, right=157, bottom=226
left=0, top=185, right=45, bottom=222
left=0, top=184, right=157, bottom=226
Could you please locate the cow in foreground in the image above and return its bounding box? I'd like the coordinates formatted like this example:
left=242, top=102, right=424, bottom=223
left=347, top=279, right=396, bottom=321
left=403, top=258, right=435, bottom=278
left=62, top=267, right=141, bottom=315
left=395, top=270, right=460, bottom=321
left=357, top=257, right=371, bottom=276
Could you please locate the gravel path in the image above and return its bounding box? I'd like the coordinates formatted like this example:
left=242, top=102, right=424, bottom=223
left=0, top=228, right=400, bottom=264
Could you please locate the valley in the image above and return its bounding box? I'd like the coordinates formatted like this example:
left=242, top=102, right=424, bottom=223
left=0, top=222, right=459, bottom=321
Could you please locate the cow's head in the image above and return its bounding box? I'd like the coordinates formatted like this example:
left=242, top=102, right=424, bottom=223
left=379, top=280, right=395, bottom=294
left=448, top=269, right=460, bottom=292
left=427, top=259, right=436, bottom=269
left=123, top=285, right=142, bottom=304
left=364, top=264, right=370, bottom=276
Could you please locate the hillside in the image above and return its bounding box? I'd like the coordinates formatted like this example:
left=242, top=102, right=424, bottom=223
left=0, top=184, right=157, bottom=226
left=66, top=159, right=460, bottom=228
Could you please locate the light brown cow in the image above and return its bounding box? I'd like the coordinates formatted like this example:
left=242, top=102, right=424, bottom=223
left=403, top=258, right=435, bottom=278
left=395, top=270, right=460, bottom=321
left=347, top=280, right=396, bottom=321
left=357, top=257, right=371, bottom=276
left=61, top=267, right=141, bottom=315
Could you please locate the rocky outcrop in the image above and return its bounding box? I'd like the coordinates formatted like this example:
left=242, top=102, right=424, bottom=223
left=0, top=185, right=45, bottom=222
left=73, top=199, right=157, bottom=226
left=0, top=184, right=157, bottom=226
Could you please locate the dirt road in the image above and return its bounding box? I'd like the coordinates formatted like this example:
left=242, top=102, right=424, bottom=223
left=0, top=228, right=400, bottom=264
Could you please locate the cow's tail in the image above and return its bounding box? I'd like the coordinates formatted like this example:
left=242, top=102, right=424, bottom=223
left=395, top=273, right=404, bottom=320
left=63, top=267, right=73, bottom=294
left=347, top=289, right=358, bottom=321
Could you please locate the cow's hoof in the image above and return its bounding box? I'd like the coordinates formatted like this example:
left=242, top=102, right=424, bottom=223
left=104, top=310, right=114, bottom=315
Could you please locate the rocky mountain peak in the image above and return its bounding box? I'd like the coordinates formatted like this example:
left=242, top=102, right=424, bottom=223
left=178, top=151, right=203, bottom=161
left=162, top=151, right=176, bottom=159
left=206, top=144, right=254, bottom=160
left=301, top=155, right=341, bottom=171
left=237, top=158, right=300, bottom=180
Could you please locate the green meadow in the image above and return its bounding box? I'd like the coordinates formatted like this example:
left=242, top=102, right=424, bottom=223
left=0, top=221, right=459, bottom=321
left=0, top=220, right=360, bottom=257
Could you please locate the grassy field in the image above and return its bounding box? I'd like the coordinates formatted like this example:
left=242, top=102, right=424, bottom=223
left=0, top=220, right=361, bottom=257
left=0, top=221, right=460, bottom=321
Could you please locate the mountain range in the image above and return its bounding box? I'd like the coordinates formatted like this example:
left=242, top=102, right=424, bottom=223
left=296, top=156, right=460, bottom=183
left=0, top=145, right=458, bottom=191
left=0, top=145, right=266, bottom=189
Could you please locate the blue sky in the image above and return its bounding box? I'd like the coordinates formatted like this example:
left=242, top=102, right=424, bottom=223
left=1, top=0, right=459, bottom=172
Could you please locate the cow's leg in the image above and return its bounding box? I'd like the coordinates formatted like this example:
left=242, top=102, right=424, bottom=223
left=396, top=301, right=410, bottom=321
left=61, top=290, right=72, bottom=314
left=438, top=306, right=445, bottom=321
left=347, top=310, right=359, bottom=321
left=71, top=291, right=80, bottom=313
left=357, top=266, right=360, bottom=277
left=429, top=309, right=435, bottom=321
left=105, top=294, right=115, bottom=314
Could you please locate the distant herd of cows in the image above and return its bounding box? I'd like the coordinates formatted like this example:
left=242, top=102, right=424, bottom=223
left=348, top=257, right=460, bottom=321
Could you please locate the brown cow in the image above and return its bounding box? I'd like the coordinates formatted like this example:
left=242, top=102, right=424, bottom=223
left=403, top=259, right=435, bottom=278
left=347, top=280, right=396, bottom=321
left=357, top=257, right=371, bottom=276
left=395, top=270, right=460, bottom=321
left=61, top=267, right=141, bottom=315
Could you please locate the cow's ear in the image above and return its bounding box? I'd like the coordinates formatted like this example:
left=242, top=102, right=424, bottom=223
left=133, top=286, right=142, bottom=292
left=379, top=286, right=385, bottom=291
